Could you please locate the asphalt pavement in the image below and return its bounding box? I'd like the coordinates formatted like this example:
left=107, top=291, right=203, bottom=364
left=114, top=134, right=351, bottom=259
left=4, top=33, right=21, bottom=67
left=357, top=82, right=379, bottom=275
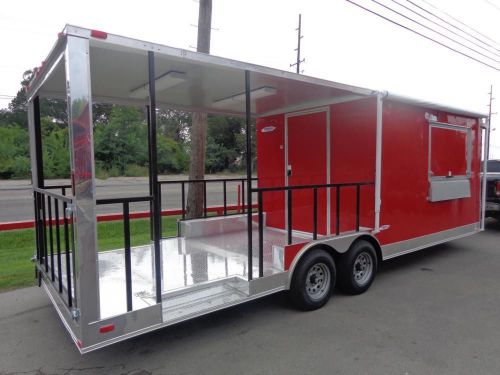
left=0, top=176, right=248, bottom=222
left=1, top=220, right=499, bottom=375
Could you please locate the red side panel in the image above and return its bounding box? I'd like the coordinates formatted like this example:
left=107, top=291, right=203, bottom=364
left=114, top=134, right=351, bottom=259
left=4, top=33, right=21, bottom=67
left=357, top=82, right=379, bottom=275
left=284, top=242, right=308, bottom=270
left=376, top=100, right=481, bottom=246
left=256, top=114, right=285, bottom=229
left=287, top=111, right=328, bottom=234
left=330, top=98, right=376, bottom=233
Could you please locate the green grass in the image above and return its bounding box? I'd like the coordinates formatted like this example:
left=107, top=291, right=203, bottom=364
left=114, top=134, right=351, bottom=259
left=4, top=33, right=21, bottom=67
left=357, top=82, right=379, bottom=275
left=0, top=216, right=179, bottom=292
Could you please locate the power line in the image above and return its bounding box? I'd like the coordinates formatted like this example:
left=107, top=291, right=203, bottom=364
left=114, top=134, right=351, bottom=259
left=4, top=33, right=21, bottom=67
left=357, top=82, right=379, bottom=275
left=482, top=0, right=500, bottom=12
left=406, top=0, right=500, bottom=53
left=369, top=0, right=500, bottom=65
left=345, top=0, right=500, bottom=71
left=418, top=0, right=500, bottom=49
left=390, top=0, right=500, bottom=58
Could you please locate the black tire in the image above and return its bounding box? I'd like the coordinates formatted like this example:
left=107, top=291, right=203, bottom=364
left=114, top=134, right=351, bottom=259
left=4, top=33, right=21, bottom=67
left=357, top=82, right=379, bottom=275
left=289, top=249, right=336, bottom=311
left=338, top=240, right=378, bottom=295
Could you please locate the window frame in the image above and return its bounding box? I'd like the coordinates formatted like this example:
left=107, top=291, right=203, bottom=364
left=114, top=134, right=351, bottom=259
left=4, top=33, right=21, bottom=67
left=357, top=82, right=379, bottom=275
left=427, top=121, right=472, bottom=202
left=428, top=121, right=472, bottom=181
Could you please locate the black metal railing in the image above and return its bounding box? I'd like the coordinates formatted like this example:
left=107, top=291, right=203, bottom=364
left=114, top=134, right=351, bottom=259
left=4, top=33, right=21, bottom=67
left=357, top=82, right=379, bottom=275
left=33, top=186, right=75, bottom=308
left=96, top=196, right=153, bottom=312
left=158, top=177, right=258, bottom=230
left=251, top=181, right=374, bottom=278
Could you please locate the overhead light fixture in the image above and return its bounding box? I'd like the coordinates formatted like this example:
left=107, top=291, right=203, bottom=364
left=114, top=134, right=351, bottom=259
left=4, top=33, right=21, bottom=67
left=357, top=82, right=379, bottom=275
left=129, top=71, right=186, bottom=99
left=213, top=86, right=277, bottom=108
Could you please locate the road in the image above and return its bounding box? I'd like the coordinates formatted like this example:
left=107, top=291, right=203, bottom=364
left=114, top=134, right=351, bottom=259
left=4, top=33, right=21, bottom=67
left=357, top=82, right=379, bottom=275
left=0, top=176, right=250, bottom=222
left=1, top=220, right=499, bottom=374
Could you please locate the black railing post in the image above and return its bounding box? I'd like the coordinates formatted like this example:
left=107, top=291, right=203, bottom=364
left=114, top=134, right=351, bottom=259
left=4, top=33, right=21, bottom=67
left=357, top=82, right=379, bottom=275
left=223, top=180, right=227, bottom=215
left=313, top=188, right=318, bottom=240
left=123, top=202, right=133, bottom=312
left=245, top=70, right=253, bottom=281
left=241, top=179, right=245, bottom=213
left=158, top=183, right=163, bottom=236
left=203, top=181, right=207, bottom=218
left=34, top=192, right=41, bottom=263
left=47, top=196, right=54, bottom=282
left=55, top=199, right=63, bottom=293
left=63, top=201, right=72, bottom=307
left=356, top=185, right=361, bottom=232
left=181, top=182, right=186, bottom=219
left=336, top=186, right=341, bottom=235
left=258, top=191, right=264, bottom=278
left=148, top=50, right=163, bottom=304
left=287, top=189, right=293, bottom=245
left=42, top=195, right=48, bottom=273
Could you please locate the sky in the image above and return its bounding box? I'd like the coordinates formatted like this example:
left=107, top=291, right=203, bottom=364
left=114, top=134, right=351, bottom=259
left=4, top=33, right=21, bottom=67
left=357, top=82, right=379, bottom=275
left=1, top=0, right=499, bottom=156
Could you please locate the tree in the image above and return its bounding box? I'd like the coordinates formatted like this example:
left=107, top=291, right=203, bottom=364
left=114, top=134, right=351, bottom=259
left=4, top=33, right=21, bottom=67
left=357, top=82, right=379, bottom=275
left=94, top=106, right=145, bottom=175
left=0, top=125, right=30, bottom=178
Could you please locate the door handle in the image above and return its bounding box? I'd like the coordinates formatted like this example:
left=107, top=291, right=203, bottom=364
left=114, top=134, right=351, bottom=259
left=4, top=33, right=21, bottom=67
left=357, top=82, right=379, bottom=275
left=287, top=165, right=292, bottom=177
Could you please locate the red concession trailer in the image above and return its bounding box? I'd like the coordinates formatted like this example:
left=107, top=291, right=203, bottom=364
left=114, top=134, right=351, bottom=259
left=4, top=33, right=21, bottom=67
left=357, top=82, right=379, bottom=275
left=26, top=25, right=489, bottom=352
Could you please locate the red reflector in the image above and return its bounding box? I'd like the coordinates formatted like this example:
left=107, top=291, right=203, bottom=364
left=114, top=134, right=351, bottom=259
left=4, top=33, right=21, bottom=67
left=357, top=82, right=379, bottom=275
left=496, top=181, right=500, bottom=196
left=99, top=324, right=115, bottom=333
left=76, top=339, right=83, bottom=348
left=91, top=29, right=108, bottom=39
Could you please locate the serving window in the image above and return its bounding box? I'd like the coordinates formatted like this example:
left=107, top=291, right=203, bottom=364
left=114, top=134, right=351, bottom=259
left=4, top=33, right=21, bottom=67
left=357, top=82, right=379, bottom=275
left=428, top=122, right=472, bottom=202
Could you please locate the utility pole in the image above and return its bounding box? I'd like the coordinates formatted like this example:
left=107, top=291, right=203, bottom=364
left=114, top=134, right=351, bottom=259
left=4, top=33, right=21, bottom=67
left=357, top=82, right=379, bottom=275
left=290, top=14, right=305, bottom=74
left=186, top=0, right=212, bottom=219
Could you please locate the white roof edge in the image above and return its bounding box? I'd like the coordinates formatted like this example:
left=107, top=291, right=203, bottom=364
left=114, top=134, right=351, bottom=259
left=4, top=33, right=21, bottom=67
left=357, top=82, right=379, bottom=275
left=385, top=92, right=488, bottom=118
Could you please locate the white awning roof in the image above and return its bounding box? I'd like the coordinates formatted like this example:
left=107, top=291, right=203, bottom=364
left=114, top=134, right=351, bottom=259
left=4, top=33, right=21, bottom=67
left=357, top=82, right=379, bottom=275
left=27, top=25, right=487, bottom=119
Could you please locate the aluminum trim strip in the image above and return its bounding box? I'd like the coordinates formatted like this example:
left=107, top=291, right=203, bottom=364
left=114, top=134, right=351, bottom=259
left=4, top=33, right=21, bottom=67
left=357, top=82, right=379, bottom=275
left=381, top=223, right=479, bottom=260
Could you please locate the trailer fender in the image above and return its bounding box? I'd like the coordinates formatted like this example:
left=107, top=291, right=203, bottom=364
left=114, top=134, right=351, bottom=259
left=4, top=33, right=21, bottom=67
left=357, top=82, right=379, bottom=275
left=286, top=232, right=381, bottom=289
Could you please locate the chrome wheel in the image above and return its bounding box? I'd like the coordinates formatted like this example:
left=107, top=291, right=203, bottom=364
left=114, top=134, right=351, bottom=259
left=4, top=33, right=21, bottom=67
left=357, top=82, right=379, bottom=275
left=353, top=252, right=373, bottom=286
left=305, top=263, right=331, bottom=300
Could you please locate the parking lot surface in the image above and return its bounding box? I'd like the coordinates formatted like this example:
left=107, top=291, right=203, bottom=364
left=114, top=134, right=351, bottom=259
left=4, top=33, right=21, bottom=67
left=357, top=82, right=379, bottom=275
left=1, top=220, right=499, bottom=375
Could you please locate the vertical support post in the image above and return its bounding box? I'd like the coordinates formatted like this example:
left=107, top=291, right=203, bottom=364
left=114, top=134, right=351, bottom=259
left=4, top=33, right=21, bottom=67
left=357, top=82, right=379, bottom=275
left=374, top=92, right=385, bottom=233
left=148, top=51, right=163, bottom=303
left=245, top=70, right=253, bottom=281
left=146, top=105, right=154, bottom=241
left=65, top=35, right=100, bottom=322
left=32, top=97, right=44, bottom=189
left=258, top=191, right=264, bottom=278
left=123, top=202, right=133, bottom=312
left=28, top=97, right=45, bottom=277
